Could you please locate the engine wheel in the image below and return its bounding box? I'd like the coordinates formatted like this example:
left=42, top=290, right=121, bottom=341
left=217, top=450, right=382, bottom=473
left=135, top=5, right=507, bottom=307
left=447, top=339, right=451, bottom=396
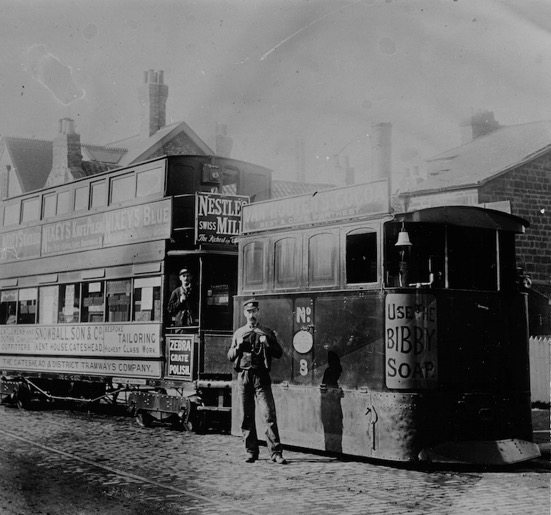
left=135, top=410, right=154, bottom=428
left=15, top=383, right=32, bottom=410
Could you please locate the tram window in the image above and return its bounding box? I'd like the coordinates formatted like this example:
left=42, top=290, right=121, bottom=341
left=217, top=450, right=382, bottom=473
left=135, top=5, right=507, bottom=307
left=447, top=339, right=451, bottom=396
left=57, top=190, right=71, bottom=215
left=39, top=286, right=59, bottom=325
left=107, top=280, right=131, bottom=322
left=0, top=290, right=17, bottom=325
left=137, top=167, right=163, bottom=197
left=499, top=232, right=517, bottom=291
left=43, top=193, right=57, bottom=219
left=18, top=288, right=37, bottom=324
left=275, top=237, right=300, bottom=288
left=308, top=233, right=338, bottom=287
left=58, top=283, right=81, bottom=323
left=91, top=181, right=107, bottom=209
left=243, top=241, right=265, bottom=290
left=133, top=277, right=161, bottom=322
left=221, top=167, right=239, bottom=191
left=82, top=282, right=105, bottom=323
left=346, top=230, right=377, bottom=284
left=4, top=202, right=20, bottom=226
left=111, top=174, right=135, bottom=204
left=21, top=197, right=40, bottom=223
left=74, top=185, right=89, bottom=211
left=448, top=226, right=497, bottom=290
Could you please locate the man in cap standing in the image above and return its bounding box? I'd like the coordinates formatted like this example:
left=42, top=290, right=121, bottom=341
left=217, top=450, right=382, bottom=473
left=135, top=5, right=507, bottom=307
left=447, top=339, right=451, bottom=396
left=228, top=299, right=287, bottom=464
left=168, top=267, right=198, bottom=328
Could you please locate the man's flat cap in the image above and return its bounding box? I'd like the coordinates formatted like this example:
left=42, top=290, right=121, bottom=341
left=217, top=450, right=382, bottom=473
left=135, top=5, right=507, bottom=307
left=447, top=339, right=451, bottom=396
left=179, top=268, right=192, bottom=275
left=243, top=299, right=259, bottom=309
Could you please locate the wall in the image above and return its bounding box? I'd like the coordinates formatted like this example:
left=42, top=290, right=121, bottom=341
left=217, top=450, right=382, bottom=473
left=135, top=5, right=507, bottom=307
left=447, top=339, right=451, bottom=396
left=479, top=153, right=551, bottom=290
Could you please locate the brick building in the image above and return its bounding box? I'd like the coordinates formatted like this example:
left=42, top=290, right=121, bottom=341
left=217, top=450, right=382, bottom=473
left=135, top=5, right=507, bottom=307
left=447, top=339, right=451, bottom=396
left=397, top=112, right=551, bottom=335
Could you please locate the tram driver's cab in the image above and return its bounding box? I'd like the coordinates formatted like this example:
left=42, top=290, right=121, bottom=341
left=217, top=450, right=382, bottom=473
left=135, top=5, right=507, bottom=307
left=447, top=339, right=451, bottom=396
left=383, top=207, right=522, bottom=292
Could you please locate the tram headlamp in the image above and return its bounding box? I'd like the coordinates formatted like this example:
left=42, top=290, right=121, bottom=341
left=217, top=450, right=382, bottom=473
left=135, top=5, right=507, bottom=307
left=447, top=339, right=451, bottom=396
left=202, top=163, right=221, bottom=184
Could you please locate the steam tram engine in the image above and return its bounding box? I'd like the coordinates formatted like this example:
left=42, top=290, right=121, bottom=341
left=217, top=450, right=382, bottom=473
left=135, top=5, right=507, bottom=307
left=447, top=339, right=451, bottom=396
left=233, top=180, right=540, bottom=464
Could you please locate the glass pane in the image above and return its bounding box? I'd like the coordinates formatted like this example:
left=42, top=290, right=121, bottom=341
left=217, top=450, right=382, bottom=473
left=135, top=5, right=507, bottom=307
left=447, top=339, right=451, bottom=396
left=309, top=233, right=337, bottom=286
left=82, top=282, right=105, bottom=323
left=43, top=194, right=57, bottom=218
left=243, top=242, right=264, bottom=288
left=136, top=167, right=163, bottom=197
left=74, top=186, right=89, bottom=211
left=111, top=175, right=135, bottom=204
left=107, top=280, right=131, bottom=322
left=448, top=226, right=497, bottom=290
left=0, top=290, right=17, bottom=324
left=4, top=203, right=20, bottom=226
left=346, top=231, right=377, bottom=284
left=91, top=181, right=107, bottom=208
left=58, top=283, right=81, bottom=323
left=57, top=191, right=71, bottom=215
left=275, top=237, right=299, bottom=287
left=18, top=287, right=37, bottom=324
left=22, top=197, right=40, bottom=222
left=39, top=286, right=59, bottom=325
left=133, top=276, right=161, bottom=321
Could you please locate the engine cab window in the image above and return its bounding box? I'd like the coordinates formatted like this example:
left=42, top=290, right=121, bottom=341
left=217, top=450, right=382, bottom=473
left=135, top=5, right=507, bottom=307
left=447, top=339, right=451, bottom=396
left=346, top=229, right=377, bottom=284
left=384, top=221, right=502, bottom=291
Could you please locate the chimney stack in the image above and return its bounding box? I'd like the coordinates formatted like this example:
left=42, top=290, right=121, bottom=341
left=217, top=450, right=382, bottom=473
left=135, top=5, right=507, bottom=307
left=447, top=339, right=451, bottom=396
left=139, top=69, right=168, bottom=138
left=45, top=118, right=84, bottom=187
left=370, top=122, right=392, bottom=181
left=460, top=110, right=501, bottom=143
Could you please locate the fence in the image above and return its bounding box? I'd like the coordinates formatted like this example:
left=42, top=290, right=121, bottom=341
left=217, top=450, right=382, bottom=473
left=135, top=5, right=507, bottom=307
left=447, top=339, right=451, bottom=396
left=529, top=336, right=551, bottom=405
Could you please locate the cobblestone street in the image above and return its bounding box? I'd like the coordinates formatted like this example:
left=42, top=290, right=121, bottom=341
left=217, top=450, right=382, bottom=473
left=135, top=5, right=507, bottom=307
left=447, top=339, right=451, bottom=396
left=0, top=405, right=548, bottom=514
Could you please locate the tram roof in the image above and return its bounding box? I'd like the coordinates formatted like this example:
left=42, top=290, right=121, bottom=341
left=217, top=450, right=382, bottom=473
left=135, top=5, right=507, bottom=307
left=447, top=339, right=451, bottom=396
left=393, top=205, right=529, bottom=233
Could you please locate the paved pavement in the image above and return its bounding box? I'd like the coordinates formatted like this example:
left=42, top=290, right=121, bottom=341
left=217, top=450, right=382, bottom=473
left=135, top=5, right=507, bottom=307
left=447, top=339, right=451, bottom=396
left=0, top=404, right=548, bottom=514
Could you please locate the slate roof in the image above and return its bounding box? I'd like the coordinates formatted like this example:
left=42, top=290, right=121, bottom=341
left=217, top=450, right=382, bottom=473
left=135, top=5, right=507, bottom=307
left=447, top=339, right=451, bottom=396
left=404, top=120, right=551, bottom=194
left=271, top=179, right=334, bottom=198
left=2, top=137, right=123, bottom=193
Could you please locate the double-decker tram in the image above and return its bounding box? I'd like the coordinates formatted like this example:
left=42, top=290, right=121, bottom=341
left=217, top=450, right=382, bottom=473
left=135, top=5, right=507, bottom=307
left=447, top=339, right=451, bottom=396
left=0, top=154, right=271, bottom=430
left=234, top=180, right=540, bottom=464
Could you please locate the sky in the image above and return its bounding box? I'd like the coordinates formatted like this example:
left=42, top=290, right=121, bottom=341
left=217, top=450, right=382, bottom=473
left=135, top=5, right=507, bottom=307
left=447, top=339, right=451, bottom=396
left=1, top=0, right=550, bottom=185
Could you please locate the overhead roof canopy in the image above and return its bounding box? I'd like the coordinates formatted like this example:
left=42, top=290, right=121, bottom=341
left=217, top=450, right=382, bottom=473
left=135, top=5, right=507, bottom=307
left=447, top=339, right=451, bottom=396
left=393, top=205, right=528, bottom=233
